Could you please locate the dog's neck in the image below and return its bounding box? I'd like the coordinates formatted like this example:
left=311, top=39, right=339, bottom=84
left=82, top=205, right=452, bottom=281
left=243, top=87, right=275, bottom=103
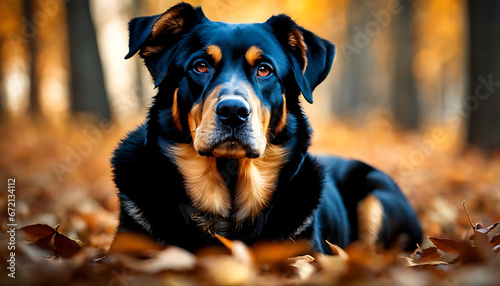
left=215, top=158, right=239, bottom=194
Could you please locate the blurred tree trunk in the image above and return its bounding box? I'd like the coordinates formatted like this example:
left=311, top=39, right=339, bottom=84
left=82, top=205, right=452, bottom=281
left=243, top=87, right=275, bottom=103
left=131, top=0, right=146, bottom=110
left=0, top=38, right=4, bottom=119
left=66, top=0, right=111, bottom=120
left=467, top=0, right=500, bottom=153
left=24, top=0, right=42, bottom=117
left=335, top=0, right=376, bottom=117
left=392, top=0, right=419, bottom=129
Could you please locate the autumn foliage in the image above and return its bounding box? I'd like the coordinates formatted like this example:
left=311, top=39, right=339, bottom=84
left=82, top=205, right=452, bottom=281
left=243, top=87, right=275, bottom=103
left=0, top=118, right=499, bottom=285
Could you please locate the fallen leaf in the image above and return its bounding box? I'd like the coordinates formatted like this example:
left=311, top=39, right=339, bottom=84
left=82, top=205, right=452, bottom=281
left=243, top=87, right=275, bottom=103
left=30, top=232, right=57, bottom=250
left=288, top=255, right=315, bottom=264
left=214, top=233, right=234, bottom=250
left=18, top=224, right=56, bottom=242
left=18, top=224, right=81, bottom=258
left=252, top=240, right=311, bottom=266
left=467, top=229, right=496, bottom=263
left=428, top=237, right=463, bottom=253
left=108, top=232, right=164, bottom=256
left=119, top=246, right=196, bottom=273
left=490, top=234, right=500, bottom=247
left=231, top=240, right=254, bottom=266
left=199, top=256, right=254, bottom=285
left=316, top=254, right=347, bottom=272
left=416, top=247, right=442, bottom=263
left=289, top=255, right=316, bottom=281
left=457, top=232, right=494, bottom=264
left=475, top=222, right=499, bottom=235
left=402, top=257, right=449, bottom=267
left=326, top=240, right=349, bottom=262
left=54, top=232, right=82, bottom=258
left=214, top=234, right=254, bottom=266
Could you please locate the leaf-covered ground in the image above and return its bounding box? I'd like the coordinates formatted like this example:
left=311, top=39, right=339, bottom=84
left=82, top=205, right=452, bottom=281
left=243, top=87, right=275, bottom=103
left=0, top=116, right=499, bottom=285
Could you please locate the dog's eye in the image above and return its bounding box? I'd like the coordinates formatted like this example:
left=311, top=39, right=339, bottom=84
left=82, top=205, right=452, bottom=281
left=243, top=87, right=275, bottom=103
left=193, top=61, right=209, bottom=74
left=257, top=64, right=273, bottom=77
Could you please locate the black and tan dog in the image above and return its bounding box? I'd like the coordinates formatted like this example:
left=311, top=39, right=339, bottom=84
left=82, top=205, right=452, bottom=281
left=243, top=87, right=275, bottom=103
left=112, top=3, right=422, bottom=253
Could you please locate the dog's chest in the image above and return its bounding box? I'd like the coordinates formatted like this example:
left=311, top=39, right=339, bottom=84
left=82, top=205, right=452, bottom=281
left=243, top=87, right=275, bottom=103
left=188, top=208, right=238, bottom=238
left=170, top=143, right=287, bottom=226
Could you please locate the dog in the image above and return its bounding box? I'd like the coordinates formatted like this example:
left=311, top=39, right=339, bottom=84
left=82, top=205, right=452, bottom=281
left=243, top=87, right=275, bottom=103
left=112, top=3, right=422, bottom=254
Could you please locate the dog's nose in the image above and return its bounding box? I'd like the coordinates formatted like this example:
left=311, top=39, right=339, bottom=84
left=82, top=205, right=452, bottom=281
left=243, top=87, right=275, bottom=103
left=215, top=97, right=251, bottom=127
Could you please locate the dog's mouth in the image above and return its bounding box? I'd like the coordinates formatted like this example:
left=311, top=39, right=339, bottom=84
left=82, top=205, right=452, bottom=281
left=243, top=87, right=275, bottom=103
left=197, top=135, right=262, bottom=159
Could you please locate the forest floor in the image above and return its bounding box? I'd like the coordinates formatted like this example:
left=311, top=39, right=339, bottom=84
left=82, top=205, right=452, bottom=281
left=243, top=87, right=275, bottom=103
left=0, top=115, right=499, bottom=285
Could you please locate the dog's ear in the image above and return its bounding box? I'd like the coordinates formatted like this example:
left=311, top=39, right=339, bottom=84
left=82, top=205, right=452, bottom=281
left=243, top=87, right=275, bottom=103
left=125, top=3, right=207, bottom=86
left=265, top=15, right=335, bottom=103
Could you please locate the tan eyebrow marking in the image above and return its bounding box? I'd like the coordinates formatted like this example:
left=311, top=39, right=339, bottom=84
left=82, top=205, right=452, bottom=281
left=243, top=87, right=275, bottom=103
left=245, top=46, right=263, bottom=66
left=206, top=45, right=222, bottom=65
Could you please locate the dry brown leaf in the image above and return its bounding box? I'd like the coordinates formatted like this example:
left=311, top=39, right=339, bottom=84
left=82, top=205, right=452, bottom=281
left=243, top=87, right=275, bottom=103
left=481, top=222, right=500, bottom=241
left=428, top=237, right=463, bottom=253
left=54, top=233, right=82, bottom=258
left=199, top=256, right=254, bottom=285
left=214, top=234, right=254, bottom=266
left=415, top=247, right=442, bottom=263
left=468, top=230, right=496, bottom=263
left=252, top=240, right=311, bottom=266
left=490, top=234, right=500, bottom=247
left=288, top=254, right=315, bottom=264
left=316, top=254, right=347, bottom=274
left=30, top=232, right=56, bottom=250
left=402, top=257, right=449, bottom=267
left=18, top=224, right=57, bottom=242
left=18, top=224, right=81, bottom=258
left=289, top=255, right=316, bottom=281
left=231, top=240, right=254, bottom=267
left=108, top=232, right=164, bottom=256
left=475, top=221, right=499, bottom=235
left=119, top=246, right=196, bottom=273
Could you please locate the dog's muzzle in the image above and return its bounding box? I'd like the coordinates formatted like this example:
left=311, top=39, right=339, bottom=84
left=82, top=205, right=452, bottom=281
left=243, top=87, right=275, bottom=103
left=192, top=83, right=267, bottom=159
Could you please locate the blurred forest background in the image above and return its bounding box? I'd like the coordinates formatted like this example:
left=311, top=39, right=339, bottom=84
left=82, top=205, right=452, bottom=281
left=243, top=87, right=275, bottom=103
left=0, top=0, right=499, bottom=284
left=0, top=0, right=499, bottom=150
left=0, top=0, right=499, bottom=280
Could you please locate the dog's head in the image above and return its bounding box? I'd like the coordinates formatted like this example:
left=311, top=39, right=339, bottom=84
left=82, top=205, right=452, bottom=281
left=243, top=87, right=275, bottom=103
left=126, top=3, right=335, bottom=159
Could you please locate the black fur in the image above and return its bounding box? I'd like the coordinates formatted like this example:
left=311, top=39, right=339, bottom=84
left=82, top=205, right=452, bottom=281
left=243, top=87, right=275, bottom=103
left=112, top=3, right=422, bottom=253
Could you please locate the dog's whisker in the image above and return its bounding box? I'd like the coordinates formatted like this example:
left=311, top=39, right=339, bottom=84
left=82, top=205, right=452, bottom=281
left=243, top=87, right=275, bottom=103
left=182, top=128, right=198, bottom=142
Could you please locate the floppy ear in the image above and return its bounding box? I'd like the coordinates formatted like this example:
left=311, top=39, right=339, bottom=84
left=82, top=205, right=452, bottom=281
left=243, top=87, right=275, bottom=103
left=125, top=3, right=207, bottom=87
left=265, top=15, right=335, bottom=103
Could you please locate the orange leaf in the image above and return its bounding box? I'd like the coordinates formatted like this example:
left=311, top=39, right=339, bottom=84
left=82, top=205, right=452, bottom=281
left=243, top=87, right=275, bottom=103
left=417, top=247, right=442, bottom=263
left=325, top=240, right=349, bottom=262
left=428, top=237, right=463, bottom=253
left=214, top=234, right=254, bottom=266
left=19, top=224, right=56, bottom=243
left=215, top=233, right=234, bottom=250
left=252, top=240, right=311, bottom=266
left=108, top=232, right=163, bottom=256
left=54, top=233, right=81, bottom=258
